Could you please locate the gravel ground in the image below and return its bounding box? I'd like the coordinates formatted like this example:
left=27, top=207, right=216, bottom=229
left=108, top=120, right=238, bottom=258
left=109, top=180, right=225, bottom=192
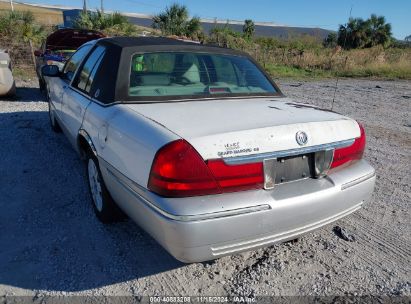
left=0, top=78, right=410, bottom=301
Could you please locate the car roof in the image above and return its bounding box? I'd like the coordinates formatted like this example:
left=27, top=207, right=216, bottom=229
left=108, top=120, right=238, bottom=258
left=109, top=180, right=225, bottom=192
left=73, top=36, right=281, bottom=104
left=102, top=36, right=201, bottom=47
left=97, top=36, right=246, bottom=56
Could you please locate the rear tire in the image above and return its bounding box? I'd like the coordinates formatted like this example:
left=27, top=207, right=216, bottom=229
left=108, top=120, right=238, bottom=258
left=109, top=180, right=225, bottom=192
left=86, top=153, right=124, bottom=223
left=39, top=78, right=46, bottom=92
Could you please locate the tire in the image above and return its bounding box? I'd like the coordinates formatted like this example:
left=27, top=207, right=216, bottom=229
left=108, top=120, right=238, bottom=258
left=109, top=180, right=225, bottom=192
left=48, top=97, right=62, bottom=133
left=86, top=153, right=124, bottom=223
left=39, top=78, right=45, bottom=92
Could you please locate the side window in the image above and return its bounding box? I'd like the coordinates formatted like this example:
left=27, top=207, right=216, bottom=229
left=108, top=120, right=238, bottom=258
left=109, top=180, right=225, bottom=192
left=85, top=53, right=104, bottom=94
left=131, top=53, right=176, bottom=73
left=75, top=46, right=105, bottom=93
left=63, top=44, right=92, bottom=82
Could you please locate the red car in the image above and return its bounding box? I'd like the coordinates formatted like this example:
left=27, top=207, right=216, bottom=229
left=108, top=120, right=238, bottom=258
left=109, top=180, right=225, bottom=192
left=35, top=28, right=105, bottom=91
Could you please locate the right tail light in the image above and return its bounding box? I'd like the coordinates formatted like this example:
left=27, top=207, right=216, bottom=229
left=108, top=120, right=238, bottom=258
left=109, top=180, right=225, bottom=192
left=330, top=122, right=366, bottom=169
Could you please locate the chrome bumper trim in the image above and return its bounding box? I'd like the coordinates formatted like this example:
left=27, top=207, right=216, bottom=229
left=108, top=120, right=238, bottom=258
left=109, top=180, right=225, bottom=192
left=224, top=139, right=355, bottom=165
left=341, top=171, right=376, bottom=190
left=99, top=157, right=271, bottom=222
left=211, top=202, right=363, bottom=256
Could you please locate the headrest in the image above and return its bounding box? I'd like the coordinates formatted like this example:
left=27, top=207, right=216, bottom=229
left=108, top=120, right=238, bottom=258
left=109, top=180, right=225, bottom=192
left=182, top=64, right=200, bottom=83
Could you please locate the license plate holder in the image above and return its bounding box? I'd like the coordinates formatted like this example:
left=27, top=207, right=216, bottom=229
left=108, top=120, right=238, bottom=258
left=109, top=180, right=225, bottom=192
left=263, top=154, right=314, bottom=189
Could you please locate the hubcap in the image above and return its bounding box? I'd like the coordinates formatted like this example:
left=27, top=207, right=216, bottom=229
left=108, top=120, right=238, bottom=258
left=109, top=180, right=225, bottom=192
left=88, top=159, right=103, bottom=212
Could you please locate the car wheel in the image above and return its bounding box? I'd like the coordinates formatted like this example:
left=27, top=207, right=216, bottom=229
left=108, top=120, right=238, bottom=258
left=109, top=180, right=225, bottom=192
left=86, top=153, right=124, bottom=223
left=48, top=98, right=62, bottom=133
left=39, top=78, right=45, bottom=92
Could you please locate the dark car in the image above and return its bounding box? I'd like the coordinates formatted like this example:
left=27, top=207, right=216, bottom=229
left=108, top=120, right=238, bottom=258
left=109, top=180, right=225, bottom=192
left=35, top=28, right=105, bottom=91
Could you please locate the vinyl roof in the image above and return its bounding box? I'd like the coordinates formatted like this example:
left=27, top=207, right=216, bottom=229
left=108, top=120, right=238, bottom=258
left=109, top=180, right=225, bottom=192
left=101, top=36, right=205, bottom=48
left=97, top=36, right=248, bottom=58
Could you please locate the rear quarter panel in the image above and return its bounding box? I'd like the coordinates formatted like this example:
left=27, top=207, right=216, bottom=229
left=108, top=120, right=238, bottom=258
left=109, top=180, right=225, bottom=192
left=82, top=103, right=180, bottom=187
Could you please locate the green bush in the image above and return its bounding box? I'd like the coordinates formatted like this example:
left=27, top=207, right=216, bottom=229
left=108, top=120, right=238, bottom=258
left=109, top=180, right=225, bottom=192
left=0, top=10, right=46, bottom=45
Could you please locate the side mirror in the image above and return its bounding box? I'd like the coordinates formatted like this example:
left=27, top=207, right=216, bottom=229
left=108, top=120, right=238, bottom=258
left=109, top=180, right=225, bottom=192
left=34, top=50, right=43, bottom=57
left=41, top=65, right=60, bottom=77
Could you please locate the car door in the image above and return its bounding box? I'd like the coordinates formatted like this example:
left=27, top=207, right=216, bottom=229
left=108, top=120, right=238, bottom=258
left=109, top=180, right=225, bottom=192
left=50, top=44, right=93, bottom=126
left=60, top=45, right=106, bottom=148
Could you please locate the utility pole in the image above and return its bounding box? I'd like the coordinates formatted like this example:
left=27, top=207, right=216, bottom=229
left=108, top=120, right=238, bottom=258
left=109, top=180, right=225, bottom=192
left=83, top=0, right=87, bottom=14
left=101, top=0, right=104, bottom=13
left=10, top=0, right=14, bottom=11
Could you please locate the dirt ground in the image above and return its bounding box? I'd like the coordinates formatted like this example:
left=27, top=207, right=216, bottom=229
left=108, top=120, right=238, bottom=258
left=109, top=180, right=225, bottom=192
left=0, top=78, right=410, bottom=301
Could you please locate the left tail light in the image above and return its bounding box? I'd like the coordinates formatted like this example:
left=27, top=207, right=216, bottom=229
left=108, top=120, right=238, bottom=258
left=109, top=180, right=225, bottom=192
left=147, top=140, right=220, bottom=197
left=207, top=159, right=264, bottom=192
left=148, top=140, right=264, bottom=197
left=330, top=122, right=366, bottom=169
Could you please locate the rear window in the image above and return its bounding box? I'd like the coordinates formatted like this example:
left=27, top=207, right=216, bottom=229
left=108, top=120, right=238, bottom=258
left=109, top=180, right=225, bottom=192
left=129, top=52, right=276, bottom=98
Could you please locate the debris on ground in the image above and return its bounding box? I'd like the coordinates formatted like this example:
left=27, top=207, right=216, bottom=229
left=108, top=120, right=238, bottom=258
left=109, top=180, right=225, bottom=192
left=333, top=226, right=356, bottom=242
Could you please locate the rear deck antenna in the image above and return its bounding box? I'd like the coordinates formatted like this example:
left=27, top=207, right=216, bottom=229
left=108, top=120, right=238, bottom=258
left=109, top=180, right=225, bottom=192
left=331, top=5, right=353, bottom=111
left=83, top=0, right=87, bottom=13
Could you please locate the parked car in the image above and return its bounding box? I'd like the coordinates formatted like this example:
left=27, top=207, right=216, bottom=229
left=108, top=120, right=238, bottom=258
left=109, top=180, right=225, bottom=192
left=42, top=37, right=375, bottom=263
left=0, top=50, right=16, bottom=97
left=35, top=28, right=105, bottom=91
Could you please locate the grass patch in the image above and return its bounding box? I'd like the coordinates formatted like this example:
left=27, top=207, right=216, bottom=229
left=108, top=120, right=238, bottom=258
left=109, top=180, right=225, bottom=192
left=335, top=63, right=411, bottom=80
left=265, top=64, right=332, bottom=79
left=265, top=62, right=411, bottom=80
left=12, top=67, right=37, bottom=82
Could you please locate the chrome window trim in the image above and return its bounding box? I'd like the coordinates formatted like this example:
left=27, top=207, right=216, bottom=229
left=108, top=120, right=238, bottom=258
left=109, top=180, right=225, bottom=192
left=223, top=139, right=355, bottom=165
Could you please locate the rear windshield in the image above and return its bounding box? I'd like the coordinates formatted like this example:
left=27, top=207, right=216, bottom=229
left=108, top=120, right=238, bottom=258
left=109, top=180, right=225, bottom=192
left=129, top=52, right=277, bottom=98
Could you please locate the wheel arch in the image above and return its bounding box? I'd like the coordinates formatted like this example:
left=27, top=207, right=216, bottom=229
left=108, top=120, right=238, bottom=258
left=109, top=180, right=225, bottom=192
left=78, top=129, right=97, bottom=160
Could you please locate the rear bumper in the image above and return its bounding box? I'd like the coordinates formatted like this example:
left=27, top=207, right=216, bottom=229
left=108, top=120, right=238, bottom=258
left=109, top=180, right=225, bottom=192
left=101, top=159, right=375, bottom=263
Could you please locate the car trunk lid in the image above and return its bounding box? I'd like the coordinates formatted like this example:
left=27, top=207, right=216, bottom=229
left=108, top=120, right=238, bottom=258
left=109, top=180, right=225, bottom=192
left=125, top=97, right=360, bottom=160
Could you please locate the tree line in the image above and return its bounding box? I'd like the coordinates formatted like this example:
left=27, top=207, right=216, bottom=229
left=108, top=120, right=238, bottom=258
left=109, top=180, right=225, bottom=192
left=0, top=2, right=407, bottom=51
left=150, top=4, right=396, bottom=50
left=324, top=14, right=393, bottom=49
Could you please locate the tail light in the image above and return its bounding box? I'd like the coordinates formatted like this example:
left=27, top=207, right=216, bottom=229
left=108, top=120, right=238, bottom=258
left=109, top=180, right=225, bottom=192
left=148, top=123, right=366, bottom=197
left=330, top=123, right=366, bottom=169
left=148, top=140, right=263, bottom=197
left=147, top=140, right=219, bottom=197
left=207, top=159, right=264, bottom=192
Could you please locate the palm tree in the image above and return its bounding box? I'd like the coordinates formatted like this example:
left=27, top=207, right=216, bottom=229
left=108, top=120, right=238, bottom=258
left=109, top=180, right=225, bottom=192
left=338, top=15, right=393, bottom=49
left=367, top=14, right=392, bottom=47
left=243, top=19, right=255, bottom=39
left=152, top=3, right=202, bottom=38
left=338, top=17, right=370, bottom=49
